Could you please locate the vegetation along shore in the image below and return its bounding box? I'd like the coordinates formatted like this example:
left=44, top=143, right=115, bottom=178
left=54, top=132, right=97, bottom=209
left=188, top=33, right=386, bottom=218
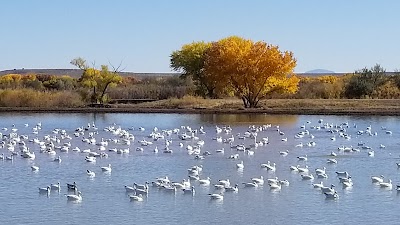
left=1, top=36, right=400, bottom=115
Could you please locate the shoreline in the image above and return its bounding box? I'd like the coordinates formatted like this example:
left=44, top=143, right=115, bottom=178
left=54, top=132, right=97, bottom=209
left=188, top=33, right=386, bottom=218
left=1, top=106, right=400, bottom=116
left=2, top=99, right=400, bottom=115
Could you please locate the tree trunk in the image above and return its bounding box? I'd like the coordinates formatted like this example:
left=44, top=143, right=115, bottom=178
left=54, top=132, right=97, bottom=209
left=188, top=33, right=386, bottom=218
left=99, top=82, right=111, bottom=104
left=242, top=96, right=250, bottom=108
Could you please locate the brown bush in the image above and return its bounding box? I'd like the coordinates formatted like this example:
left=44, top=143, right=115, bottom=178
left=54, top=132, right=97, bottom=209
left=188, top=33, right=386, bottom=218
left=0, top=89, right=84, bottom=107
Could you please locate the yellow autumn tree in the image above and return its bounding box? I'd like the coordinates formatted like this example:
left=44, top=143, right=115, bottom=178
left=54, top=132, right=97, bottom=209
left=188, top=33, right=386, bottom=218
left=71, top=58, right=123, bottom=103
left=204, top=36, right=299, bottom=108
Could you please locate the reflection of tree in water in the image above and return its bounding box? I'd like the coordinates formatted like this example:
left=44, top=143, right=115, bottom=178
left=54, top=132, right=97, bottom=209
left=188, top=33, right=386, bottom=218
left=200, top=114, right=298, bottom=126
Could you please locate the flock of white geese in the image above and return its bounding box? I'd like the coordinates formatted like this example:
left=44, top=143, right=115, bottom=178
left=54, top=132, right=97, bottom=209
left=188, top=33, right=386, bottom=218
left=0, top=118, right=399, bottom=203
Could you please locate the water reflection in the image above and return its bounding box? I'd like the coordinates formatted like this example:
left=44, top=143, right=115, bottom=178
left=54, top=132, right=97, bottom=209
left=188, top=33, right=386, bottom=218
left=200, top=114, right=299, bottom=126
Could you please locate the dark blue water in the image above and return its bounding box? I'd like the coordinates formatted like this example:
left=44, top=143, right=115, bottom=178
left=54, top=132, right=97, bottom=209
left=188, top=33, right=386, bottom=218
left=0, top=113, right=398, bottom=225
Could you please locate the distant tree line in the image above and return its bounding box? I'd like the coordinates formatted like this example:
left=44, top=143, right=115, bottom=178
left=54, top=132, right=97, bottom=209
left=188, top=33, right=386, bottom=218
left=1, top=63, right=400, bottom=108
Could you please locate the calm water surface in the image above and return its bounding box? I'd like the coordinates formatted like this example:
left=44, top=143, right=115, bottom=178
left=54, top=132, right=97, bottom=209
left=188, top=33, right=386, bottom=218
left=0, top=113, right=399, bottom=225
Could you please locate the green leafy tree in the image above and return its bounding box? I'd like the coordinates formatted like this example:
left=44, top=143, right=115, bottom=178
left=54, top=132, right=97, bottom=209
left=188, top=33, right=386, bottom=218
left=170, top=41, right=214, bottom=98
left=344, top=64, right=387, bottom=98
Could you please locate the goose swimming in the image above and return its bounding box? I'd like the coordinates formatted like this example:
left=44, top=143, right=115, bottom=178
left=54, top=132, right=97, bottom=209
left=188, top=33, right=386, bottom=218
left=101, top=164, right=112, bottom=172
left=251, top=176, right=264, bottom=185
left=198, top=177, right=211, bottom=186
left=129, top=194, right=143, bottom=201
left=66, top=191, right=82, bottom=201
left=67, top=182, right=77, bottom=191
left=182, top=186, right=195, bottom=196
left=324, top=191, right=339, bottom=199
left=225, top=184, right=239, bottom=192
left=371, top=175, right=384, bottom=183
left=87, top=170, right=96, bottom=177
left=39, top=186, right=50, bottom=194
left=208, top=193, right=223, bottom=200
left=380, top=179, right=392, bottom=189
left=50, top=182, right=61, bottom=191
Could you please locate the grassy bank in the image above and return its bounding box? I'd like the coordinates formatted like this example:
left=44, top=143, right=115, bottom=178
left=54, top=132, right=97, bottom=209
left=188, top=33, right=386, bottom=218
left=1, top=96, right=400, bottom=115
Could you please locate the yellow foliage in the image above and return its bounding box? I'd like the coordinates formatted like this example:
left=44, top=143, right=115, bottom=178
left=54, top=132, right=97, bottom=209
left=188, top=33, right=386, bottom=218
left=204, top=36, right=298, bottom=107
left=318, top=75, right=337, bottom=84
left=0, top=74, right=22, bottom=83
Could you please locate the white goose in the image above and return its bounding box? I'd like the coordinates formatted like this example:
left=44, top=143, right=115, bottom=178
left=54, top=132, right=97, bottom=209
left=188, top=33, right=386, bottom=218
left=342, top=179, right=353, bottom=188
left=324, top=191, right=339, bottom=199
left=380, top=179, right=392, bottom=189
left=267, top=177, right=279, bottom=185
left=297, top=154, right=308, bottom=161
left=264, top=163, right=276, bottom=172
left=312, top=181, right=324, bottom=189
left=218, top=179, right=231, bottom=188
left=321, top=184, right=335, bottom=194
left=101, top=164, right=112, bottom=172
left=87, top=170, right=96, bottom=177
left=327, top=158, right=338, bottom=164
left=182, top=186, right=195, bottom=196
left=198, top=177, right=211, bottom=186
left=66, top=191, right=83, bottom=201
left=236, top=161, right=244, bottom=169
left=279, top=150, right=289, bottom=156
left=301, top=174, right=314, bottom=180
left=31, top=164, right=39, bottom=172
left=371, top=175, right=384, bottom=183
left=251, top=176, right=264, bottom=185
left=261, top=161, right=271, bottom=168
left=315, top=167, right=326, bottom=175
left=39, top=186, right=50, bottom=194
left=243, top=181, right=258, bottom=188
left=208, top=193, right=223, bottom=200
left=297, top=165, right=309, bottom=173
left=125, top=184, right=136, bottom=192
left=289, top=165, right=299, bottom=172
left=50, top=182, right=61, bottom=191
left=129, top=194, right=143, bottom=201
left=335, top=171, right=350, bottom=178
left=269, top=182, right=281, bottom=190
left=225, top=184, right=239, bottom=192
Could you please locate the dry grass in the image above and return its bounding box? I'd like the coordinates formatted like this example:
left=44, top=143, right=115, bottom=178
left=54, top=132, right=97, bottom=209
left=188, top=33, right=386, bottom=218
left=127, top=98, right=400, bottom=109
left=0, top=89, right=84, bottom=108
left=118, top=98, right=400, bottom=114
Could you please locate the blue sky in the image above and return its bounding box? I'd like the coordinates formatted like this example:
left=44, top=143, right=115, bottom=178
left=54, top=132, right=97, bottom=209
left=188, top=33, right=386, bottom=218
left=1, top=0, right=399, bottom=73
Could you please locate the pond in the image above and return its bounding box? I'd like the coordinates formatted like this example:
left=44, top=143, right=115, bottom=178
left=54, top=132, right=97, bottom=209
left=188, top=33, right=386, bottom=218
left=0, top=113, right=398, bottom=225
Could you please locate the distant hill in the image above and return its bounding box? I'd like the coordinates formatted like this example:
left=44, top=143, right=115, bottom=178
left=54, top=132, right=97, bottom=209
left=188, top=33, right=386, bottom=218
left=0, top=69, right=180, bottom=78
left=305, top=69, right=336, bottom=74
